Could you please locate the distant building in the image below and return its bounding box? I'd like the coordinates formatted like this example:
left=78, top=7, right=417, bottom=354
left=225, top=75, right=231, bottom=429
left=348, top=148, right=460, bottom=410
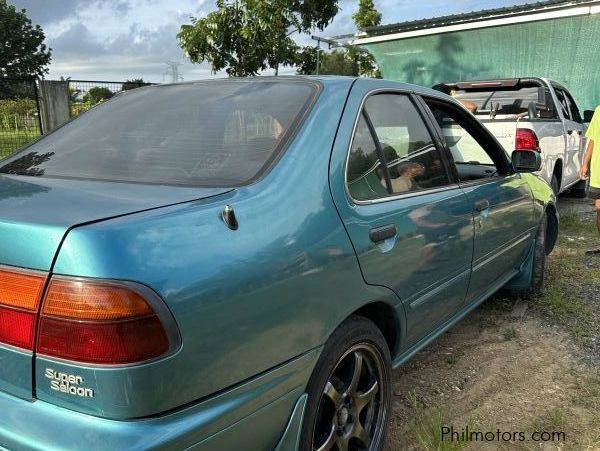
left=348, top=0, right=600, bottom=110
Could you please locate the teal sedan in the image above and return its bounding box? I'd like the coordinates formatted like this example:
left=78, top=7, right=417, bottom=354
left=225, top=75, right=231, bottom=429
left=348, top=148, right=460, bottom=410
left=0, top=77, right=556, bottom=451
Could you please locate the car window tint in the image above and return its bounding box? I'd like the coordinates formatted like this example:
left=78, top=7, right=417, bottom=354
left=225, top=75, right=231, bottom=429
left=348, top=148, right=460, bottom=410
left=554, top=89, right=572, bottom=120
left=347, top=94, right=451, bottom=201
left=563, top=90, right=582, bottom=123
left=0, top=81, right=318, bottom=186
left=346, top=115, right=389, bottom=201
left=427, top=102, right=499, bottom=182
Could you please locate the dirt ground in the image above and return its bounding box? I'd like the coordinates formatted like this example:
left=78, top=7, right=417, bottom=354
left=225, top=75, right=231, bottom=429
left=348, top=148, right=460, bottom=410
left=384, top=196, right=600, bottom=451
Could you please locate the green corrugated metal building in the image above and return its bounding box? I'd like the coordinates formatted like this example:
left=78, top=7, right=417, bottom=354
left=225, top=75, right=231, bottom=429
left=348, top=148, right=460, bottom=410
left=351, top=0, right=600, bottom=111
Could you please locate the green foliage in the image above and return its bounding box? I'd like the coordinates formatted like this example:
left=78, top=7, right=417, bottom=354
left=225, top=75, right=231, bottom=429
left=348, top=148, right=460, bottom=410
left=178, top=0, right=339, bottom=76
left=122, top=78, right=146, bottom=91
left=352, top=0, right=382, bottom=30
left=82, top=87, right=114, bottom=105
left=297, top=0, right=382, bottom=78
left=296, top=47, right=357, bottom=76
left=0, top=0, right=52, bottom=77
left=0, top=99, right=36, bottom=116
left=352, top=0, right=382, bottom=78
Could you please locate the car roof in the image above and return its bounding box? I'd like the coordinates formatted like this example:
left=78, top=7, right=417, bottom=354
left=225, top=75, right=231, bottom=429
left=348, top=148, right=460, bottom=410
left=138, top=75, right=446, bottom=97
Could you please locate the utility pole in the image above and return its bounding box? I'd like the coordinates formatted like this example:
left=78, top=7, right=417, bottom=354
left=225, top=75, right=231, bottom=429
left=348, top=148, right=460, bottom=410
left=163, top=62, right=184, bottom=83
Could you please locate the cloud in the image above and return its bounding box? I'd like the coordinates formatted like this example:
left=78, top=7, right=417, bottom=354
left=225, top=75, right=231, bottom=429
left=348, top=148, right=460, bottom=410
left=10, top=0, right=131, bottom=25
left=51, top=23, right=107, bottom=57
left=7, top=0, right=534, bottom=82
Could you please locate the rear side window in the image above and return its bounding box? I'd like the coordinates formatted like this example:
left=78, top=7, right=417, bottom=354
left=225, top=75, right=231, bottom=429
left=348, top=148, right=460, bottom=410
left=347, top=93, right=451, bottom=202
left=0, top=80, right=318, bottom=186
left=451, top=85, right=556, bottom=118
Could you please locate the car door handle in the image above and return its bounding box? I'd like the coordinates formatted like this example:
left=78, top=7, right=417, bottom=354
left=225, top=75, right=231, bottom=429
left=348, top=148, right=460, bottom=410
left=567, top=129, right=574, bottom=135
left=370, top=225, right=397, bottom=243
left=474, top=200, right=490, bottom=212
left=578, top=130, right=583, bottom=136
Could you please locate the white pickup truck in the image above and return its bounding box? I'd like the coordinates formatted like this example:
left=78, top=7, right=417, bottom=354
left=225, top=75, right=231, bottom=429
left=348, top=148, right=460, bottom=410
left=434, top=78, right=590, bottom=196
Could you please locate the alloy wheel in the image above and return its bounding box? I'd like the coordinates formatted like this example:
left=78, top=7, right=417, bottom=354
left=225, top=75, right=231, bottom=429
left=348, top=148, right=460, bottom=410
left=311, top=343, right=387, bottom=451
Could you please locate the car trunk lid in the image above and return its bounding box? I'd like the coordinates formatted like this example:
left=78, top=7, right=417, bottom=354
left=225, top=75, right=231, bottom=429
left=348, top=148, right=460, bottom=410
left=0, top=174, right=232, bottom=400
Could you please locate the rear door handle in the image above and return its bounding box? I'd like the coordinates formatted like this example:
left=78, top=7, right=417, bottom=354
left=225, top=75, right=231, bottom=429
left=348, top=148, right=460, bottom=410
left=370, top=225, right=397, bottom=243
left=474, top=199, right=490, bottom=212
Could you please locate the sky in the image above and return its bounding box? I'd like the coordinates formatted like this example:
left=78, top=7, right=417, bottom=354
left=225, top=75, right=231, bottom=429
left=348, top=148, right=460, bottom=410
left=10, top=0, right=533, bottom=82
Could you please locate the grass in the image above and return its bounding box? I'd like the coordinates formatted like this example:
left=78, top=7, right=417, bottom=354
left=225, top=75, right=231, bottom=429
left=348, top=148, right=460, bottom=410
left=0, top=130, right=39, bottom=158
left=502, top=327, right=518, bottom=341
left=409, top=392, right=469, bottom=451
left=446, top=355, right=457, bottom=365
left=531, top=212, right=600, bottom=352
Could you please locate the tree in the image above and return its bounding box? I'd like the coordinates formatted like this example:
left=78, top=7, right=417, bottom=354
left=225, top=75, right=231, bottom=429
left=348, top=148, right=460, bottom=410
left=352, top=0, right=382, bottom=78
left=352, top=0, right=381, bottom=30
left=122, top=78, right=146, bottom=91
left=297, top=1, right=382, bottom=78
left=82, top=87, right=114, bottom=105
left=296, top=47, right=357, bottom=76
left=178, top=0, right=339, bottom=76
left=0, top=0, right=52, bottom=78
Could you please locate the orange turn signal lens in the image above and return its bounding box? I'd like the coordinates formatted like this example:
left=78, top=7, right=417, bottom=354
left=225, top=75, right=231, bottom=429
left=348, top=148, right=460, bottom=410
left=0, top=268, right=46, bottom=311
left=42, top=279, right=153, bottom=321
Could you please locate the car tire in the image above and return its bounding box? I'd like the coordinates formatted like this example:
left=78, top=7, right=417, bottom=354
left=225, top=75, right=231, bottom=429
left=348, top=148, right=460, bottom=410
left=550, top=174, right=559, bottom=197
left=300, top=315, right=392, bottom=451
left=569, top=179, right=587, bottom=198
left=507, top=213, right=547, bottom=300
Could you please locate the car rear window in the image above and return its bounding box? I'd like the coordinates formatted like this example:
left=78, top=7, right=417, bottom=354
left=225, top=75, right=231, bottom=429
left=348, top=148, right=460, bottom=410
left=0, top=80, right=319, bottom=186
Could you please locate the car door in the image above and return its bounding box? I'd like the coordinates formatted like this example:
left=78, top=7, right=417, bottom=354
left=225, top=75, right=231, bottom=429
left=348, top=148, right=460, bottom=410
left=554, top=86, right=584, bottom=187
left=562, top=88, right=586, bottom=185
left=421, top=96, right=537, bottom=304
left=329, top=84, right=474, bottom=346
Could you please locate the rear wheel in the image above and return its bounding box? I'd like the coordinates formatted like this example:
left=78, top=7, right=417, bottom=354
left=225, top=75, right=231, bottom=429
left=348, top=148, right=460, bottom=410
left=507, top=213, right=547, bottom=299
left=569, top=179, right=587, bottom=198
left=550, top=174, right=559, bottom=196
left=300, top=316, right=392, bottom=451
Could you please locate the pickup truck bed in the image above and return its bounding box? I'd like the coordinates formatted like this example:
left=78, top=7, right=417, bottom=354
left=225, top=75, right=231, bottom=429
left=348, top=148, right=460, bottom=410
left=434, top=77, right=587, bottom=195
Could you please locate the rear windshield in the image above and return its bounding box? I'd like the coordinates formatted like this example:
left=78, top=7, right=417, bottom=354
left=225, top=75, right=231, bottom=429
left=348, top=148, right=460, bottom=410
left=0, top=80, right=318, bottom=186
left=452, top=86, right=545, bottom=116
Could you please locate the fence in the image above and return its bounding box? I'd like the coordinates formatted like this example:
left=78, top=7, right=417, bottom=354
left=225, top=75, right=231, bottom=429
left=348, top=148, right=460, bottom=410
left=68, top=79, right=150, bottom=118
left=0, top=78, right=42, bottom=159
left=0, top=78, right=152, bottom=158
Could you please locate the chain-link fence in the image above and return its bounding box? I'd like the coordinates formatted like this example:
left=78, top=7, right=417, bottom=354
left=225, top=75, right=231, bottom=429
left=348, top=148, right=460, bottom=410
left=0, top=78, right=42, bottom=159
left=68, top=80, right=151, bottom=118
left=0, top=78, right=152, bottom=158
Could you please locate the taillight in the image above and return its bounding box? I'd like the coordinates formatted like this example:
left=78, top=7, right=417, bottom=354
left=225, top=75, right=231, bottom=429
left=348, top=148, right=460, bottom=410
left=0, top=268, right=46, bottom=349
left=515, top=128, right=540, bottom=152
left=37, top=278, right=179, bottom=365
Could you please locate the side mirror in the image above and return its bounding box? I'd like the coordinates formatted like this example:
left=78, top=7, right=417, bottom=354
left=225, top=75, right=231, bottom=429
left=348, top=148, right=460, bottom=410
left=584, top=110, right=595, bottom=123
left=512, top=150, right=542, bottom=173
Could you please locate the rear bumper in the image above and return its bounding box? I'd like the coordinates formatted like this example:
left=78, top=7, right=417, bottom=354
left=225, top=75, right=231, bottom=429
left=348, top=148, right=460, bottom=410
left=0, top=349, right=319, bottom=451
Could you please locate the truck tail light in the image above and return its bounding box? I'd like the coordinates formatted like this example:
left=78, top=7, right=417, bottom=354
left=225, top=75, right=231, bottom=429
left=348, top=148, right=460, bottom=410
left=515, top=128, right=540, bottom=152
left=37, top=278, right=179, bottom=365
left=0, top=268, right=46, bottom=350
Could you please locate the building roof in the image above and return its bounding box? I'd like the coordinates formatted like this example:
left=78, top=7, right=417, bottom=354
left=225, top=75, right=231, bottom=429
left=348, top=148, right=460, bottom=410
left=365, top=0, right=596, bottom=36
left=342, top=0, right=600, bottom=45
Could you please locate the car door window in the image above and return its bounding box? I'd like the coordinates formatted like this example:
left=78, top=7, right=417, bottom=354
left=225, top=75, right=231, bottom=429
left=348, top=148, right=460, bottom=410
left=563, top=90, right=582, bottom=123
left=554, top=88, right=572, bottom=120
left=346, top=93, right=452, bottom=201
left=426, top=101, right=500, bottom=183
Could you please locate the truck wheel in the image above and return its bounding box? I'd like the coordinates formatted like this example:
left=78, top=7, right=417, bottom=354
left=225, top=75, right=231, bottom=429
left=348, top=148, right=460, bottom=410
left=569, top=179, right=587, bottom=198
left=550, top=174, right=559, bottom=196
left=300, top=315, right=391, bottom=451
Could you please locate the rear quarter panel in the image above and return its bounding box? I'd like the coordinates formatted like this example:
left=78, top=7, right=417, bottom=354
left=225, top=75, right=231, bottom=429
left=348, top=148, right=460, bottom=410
left=43, top=79, right=403, bottom=419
